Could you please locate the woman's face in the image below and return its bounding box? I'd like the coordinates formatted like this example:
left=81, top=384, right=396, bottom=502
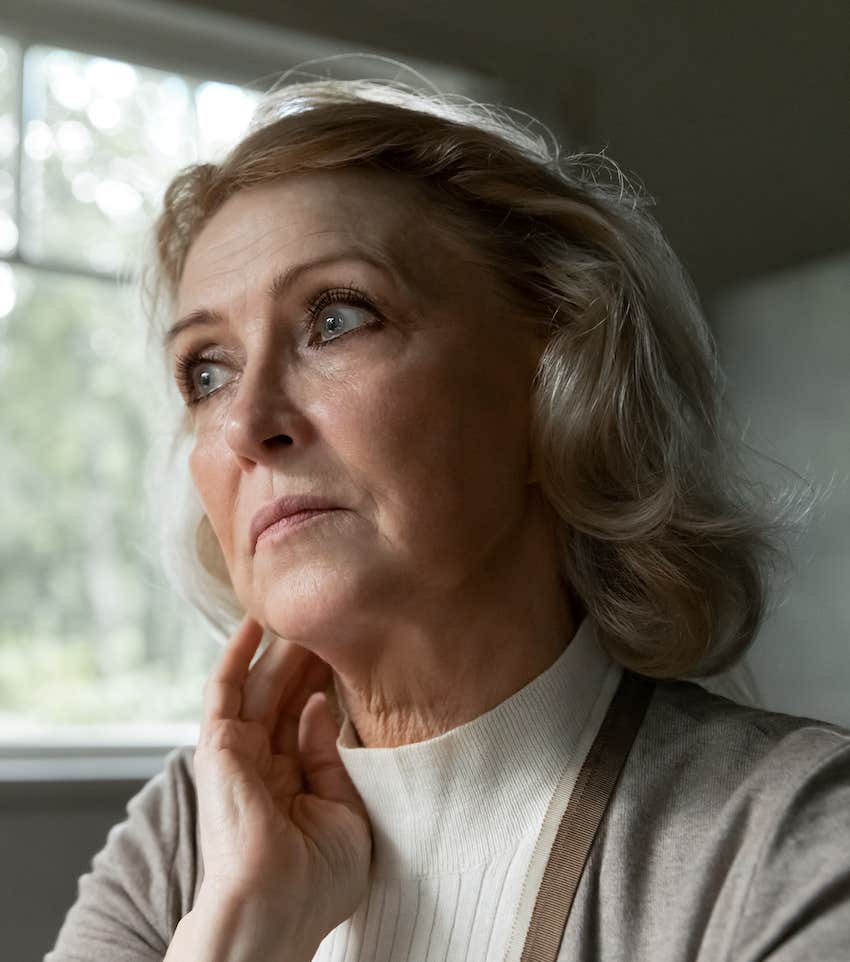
left=170, top=169, right=548, bottom=651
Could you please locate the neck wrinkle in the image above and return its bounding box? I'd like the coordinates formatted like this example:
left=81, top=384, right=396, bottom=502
left=335, top=615, right=616, bottom=878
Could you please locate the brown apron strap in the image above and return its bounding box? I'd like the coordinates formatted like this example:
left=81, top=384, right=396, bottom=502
left=519, top=670, right=655, bottom=962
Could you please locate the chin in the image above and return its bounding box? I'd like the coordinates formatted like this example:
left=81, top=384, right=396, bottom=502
left=256, top=561, right=380, bottom=647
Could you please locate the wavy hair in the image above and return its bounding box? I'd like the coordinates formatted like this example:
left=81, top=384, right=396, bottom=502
left=140, top=71, right=820, bottom=686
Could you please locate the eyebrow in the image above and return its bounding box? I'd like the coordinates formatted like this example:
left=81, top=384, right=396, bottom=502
left=162, top=251, right=394, bottom=348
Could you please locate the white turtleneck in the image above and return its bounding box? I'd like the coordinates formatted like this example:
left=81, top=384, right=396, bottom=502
left=312, top=615, right=621, bottom=962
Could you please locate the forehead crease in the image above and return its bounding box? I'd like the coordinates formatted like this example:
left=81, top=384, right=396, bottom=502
left=176, top=240, right=432, bottom=333
left=178, top=177, right=446, bottom=312
left=186, top=226, right=348, bottom=287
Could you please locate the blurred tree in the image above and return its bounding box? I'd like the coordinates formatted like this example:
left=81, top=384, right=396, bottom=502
left=0, top=36, right=259, bottom=732
left=0, top=37, right=19, bottom=254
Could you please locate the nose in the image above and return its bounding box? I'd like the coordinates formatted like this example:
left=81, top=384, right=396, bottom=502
left=223, top=359, right=307, bottom=469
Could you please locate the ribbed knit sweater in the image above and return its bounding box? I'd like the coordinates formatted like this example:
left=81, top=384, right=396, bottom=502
left=46, top=618, right=850, bottom=961
left=319, top=614, right=619, bottom=961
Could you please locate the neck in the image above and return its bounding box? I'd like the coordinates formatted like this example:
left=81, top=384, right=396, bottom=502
left=329, top=492, right=578, bottom=748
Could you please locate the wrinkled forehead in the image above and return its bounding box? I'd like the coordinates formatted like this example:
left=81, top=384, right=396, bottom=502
left=175, top=169, right=446, bottom=313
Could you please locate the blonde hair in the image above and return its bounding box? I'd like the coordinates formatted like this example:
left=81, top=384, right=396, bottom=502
left=141, top=74, right=819, bottom=681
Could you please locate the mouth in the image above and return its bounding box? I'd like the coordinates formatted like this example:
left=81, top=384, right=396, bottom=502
left=254, top=508, right=341, bottom=550
left=250, top=494, right=343, bottom=553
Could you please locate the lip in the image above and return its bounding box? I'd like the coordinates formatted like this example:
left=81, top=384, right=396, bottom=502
left=250, top=495, right=341, bottom=553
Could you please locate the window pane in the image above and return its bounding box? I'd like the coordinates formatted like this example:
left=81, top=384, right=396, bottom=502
left=0, top=265, right=217, bottom=733
left=19, top=47, right=196, bottom=273
left=0, top=35, right=20, bottom=255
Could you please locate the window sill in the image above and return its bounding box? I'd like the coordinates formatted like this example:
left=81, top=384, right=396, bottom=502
left=0, top=721, right=199, bottom=782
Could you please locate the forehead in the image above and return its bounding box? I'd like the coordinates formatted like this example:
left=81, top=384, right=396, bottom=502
left=176, top=169, right=436, bottom=312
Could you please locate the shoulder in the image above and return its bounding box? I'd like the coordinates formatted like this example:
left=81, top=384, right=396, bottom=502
left=625, top=677, right=850, bottom=843
left=639, top=677, right=850, bottom=790
left=159, top=743, right=198, bottom=796
left=124, top=743, right=199, bottom=857
left=104, top=743, right=202, bottom=924
left=604, top=679, right=850, bottom=959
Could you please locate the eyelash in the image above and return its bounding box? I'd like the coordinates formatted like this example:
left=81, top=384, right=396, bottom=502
left=173, top=285, right=380, bottom=407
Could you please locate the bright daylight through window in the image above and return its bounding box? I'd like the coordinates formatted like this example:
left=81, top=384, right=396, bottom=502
left=0, top=34, right=260, bottom=744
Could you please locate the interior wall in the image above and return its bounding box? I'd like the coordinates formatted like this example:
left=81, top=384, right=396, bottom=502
left=709, top=251, right=850, bottom=728
left=170, top=0, right=850, bottom=297
left=1, top=780, right=146, bottom=962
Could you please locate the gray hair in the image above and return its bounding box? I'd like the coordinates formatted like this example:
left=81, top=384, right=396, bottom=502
left=140, top=74, right=821, bottom=690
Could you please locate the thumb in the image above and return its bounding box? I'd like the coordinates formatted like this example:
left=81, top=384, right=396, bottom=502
left=299, top=692, right=366, bottom=814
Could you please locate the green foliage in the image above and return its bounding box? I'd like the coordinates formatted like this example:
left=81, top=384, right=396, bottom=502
left=0, top=264, right=220, bottom=725
left=0, top=37, right=259, bottom=730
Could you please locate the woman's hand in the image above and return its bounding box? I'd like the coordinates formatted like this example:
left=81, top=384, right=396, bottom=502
left=191, top=614, right=372, bottom=949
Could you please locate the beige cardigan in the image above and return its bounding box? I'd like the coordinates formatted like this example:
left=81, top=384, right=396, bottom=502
left=45, top=678, right=850, bottom=961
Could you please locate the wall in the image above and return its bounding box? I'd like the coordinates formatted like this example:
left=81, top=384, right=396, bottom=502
left=709, top=251, right=850, bottom=727
left=1, top=779, right=146, bottom=961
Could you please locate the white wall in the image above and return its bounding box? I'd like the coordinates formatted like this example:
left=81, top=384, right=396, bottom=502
left=709, top=251, right=850, bottom=728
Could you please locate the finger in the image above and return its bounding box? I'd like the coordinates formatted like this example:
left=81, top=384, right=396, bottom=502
left=269, top=655, right=333, bottom=758
left=240, top=635, right=319, bottom=730
left=299, top=692, right=367, bottom=815
left=200, top=615, right=265, bottom=737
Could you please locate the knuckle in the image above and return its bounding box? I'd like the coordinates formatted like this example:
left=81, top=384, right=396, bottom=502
left=198, top=718, right=243, bottom=756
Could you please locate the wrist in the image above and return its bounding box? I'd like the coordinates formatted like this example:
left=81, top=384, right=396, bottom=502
left=181, top=884, right=322, bottom=962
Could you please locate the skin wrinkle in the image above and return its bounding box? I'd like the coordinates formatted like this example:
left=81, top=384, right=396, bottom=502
left=173, top=167, right=575, bottom=748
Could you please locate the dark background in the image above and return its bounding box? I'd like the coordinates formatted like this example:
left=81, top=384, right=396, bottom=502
left=173, top=0, right=849, bottom=298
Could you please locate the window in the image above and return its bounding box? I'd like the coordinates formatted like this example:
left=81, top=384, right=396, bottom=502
left=0, top=4, right=496, bottom=770
left=0, top=36, right=264, bottom=755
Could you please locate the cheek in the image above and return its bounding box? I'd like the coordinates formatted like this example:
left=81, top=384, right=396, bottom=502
left=188, top=441, right=212, bottom=503
left=328, top=352, right=526, bottom=519
left=188, top=440, right=235, bottom=547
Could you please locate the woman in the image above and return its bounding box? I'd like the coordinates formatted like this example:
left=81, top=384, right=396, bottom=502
left=47, top=77, right=849, bottom=962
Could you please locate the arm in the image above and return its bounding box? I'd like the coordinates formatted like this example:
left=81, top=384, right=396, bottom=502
left=44, top=747, right=197, bottom=962
left=728, top=732, right=850, bottom=961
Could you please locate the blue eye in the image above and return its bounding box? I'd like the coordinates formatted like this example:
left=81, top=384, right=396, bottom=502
left=192, top=359, right=229, bottom=397
left=172, top=286, right=382, bottom=407
left=307, top=285, right=381, bottom=348
left=315, top=303, right=371, bottom=344
left=173, top=351, right=230, bottom=406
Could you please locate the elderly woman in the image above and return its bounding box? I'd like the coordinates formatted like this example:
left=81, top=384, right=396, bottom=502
left=47, top=78, right=849, bottom=962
